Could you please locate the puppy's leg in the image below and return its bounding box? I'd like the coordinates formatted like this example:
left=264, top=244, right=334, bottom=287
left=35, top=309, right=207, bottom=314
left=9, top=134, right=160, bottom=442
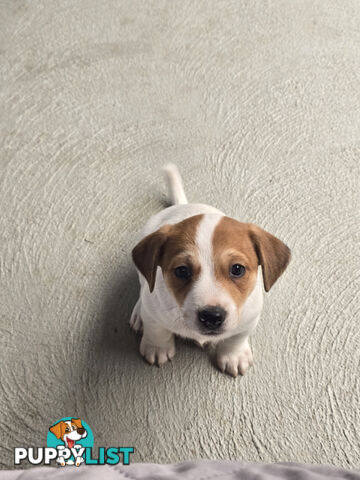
left=129, top=298, right=143, bottom=333
left=216, top=335, right=253, bottom=377
left=140, top=322, right=175, bottom=366
left=57, top=457, right=66, bottom=467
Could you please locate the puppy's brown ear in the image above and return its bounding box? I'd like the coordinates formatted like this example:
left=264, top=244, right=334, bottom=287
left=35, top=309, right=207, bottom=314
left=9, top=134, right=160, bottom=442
left=132, top=225, right=172, bottom=293
left=49, top=421, right=63, bottom=439
left=72, top=418, right=82, bottom=429
left=249, top=224, right=291, bottom=292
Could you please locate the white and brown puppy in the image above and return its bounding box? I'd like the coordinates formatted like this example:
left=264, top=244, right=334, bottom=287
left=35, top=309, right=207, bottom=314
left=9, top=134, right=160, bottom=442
left=130, top=164, right=290, bottom=377
left=49, top=418, right=87, bottom=466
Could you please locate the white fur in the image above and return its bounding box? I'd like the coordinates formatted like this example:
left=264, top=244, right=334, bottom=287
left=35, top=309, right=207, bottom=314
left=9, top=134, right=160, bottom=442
left=162, top=163, right=188, bottom=205
left=130, top=168, right=264, bottom=376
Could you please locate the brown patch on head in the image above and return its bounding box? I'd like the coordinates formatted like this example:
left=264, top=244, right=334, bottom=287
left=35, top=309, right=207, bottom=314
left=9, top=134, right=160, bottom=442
left=132, top=215, right=203, bottom=304
left=71, top=418, right=83, bottom=429
left=213, top=217, right=291, bottom=307
left=160, top=215, right=203, bottom=305
left=213, top=217, right=259, bottom=309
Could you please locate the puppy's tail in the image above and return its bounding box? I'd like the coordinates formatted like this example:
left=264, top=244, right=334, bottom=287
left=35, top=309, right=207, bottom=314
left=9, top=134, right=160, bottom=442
left=162, top=163, right=188, bottom=205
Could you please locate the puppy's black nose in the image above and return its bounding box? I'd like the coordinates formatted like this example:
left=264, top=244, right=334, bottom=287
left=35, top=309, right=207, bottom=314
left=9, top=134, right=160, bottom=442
left=198, top=306, right=226, bottom=330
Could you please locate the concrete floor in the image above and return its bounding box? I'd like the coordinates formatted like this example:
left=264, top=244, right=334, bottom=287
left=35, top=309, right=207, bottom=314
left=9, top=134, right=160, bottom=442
left=1, top=0, right=359, bottom=470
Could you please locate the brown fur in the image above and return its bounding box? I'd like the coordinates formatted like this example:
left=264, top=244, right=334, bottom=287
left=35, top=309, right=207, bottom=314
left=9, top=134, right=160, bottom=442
left=213, top=217, right=291, bottom=306
left=132, top=224, right=172, bottom=292
left=49, top=421, right=65, bottom=440
left=132, top=215, right=203, bottom=303
left=160, top=215, right=203, bottom=305
left=248, top=223, right=291, bottom=292
left=212, top=217, right=259, bottom=308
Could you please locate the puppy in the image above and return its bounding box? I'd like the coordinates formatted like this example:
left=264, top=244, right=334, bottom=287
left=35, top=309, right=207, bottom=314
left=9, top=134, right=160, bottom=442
left=49, top=418, right=87, bottom=466
left=130, top=164, right=290, bottom=377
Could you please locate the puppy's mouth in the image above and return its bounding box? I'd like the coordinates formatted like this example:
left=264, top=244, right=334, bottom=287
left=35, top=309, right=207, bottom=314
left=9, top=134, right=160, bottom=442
left=202, top=329, right=223, bottom=336
left=67, top=439, right=75, bottom=448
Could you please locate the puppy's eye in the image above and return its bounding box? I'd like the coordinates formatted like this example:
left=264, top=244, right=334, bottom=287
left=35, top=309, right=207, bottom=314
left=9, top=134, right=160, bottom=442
left=230, top=264, right=246, bottom=278
left=174, top=265, right=192, bottom=279
left=72, top=425, right=77, bottom=430
left=65, top=428, right=70, bottom=433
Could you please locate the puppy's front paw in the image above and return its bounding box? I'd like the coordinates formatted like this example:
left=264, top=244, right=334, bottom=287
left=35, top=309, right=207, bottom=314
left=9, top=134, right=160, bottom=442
left=129, top=299, right=143, bottom=333
left=216, top=341, right=253, bottom=377
left=140, top=336, right=176, bottom=366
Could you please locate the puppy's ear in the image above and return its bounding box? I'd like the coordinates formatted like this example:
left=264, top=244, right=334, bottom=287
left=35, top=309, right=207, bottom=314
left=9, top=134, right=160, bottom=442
left=249, top=224, right=291, bottom=292
left=132, top=225, right=172, bottom=293
left=72, top=418, right=82, bottom=429
left=49, top=421, right=63, bottom=439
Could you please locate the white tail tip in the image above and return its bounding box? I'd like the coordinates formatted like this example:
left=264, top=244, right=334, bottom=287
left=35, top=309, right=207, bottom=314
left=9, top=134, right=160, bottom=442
left=162, top=163, right=188, bottom=205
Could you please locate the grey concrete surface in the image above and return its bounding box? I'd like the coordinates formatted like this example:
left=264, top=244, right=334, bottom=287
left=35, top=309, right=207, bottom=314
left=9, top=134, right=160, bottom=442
left=1, top=0, right=359, bottom=470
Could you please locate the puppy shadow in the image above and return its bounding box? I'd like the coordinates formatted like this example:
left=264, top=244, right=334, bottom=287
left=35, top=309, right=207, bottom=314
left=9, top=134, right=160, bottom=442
left=81, top=265, right=143, bottom=391
left=96, top=267, right=140, bottom=358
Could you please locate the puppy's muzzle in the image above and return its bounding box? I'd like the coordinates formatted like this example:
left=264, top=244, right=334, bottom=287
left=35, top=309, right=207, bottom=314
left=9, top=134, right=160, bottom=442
left=198, top=306, right=226, bottom=332
left=77, top=428, right=85, bottom=435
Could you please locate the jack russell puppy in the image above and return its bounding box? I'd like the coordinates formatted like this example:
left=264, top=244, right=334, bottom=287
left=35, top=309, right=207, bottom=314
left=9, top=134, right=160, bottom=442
left=49, top=418, right=87, bottom=466
left=130, top=164, right=290, bottom=377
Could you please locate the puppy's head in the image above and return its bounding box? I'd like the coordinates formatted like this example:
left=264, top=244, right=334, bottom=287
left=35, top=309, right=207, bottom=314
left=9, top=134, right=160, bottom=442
left=132, top=214, right=290, bottom=339
left=49, top=418, right=87, bottom=446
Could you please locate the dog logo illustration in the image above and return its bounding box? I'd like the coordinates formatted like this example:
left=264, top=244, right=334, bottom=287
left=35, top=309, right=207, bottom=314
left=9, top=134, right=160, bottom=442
left=15, top=417, right=133, bottom=466
left=48, top=417, right=93, bottom=466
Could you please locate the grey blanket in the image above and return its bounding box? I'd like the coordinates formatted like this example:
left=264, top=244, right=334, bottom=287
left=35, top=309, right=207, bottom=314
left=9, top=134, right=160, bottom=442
left=2, top=461, right=360, bottom=479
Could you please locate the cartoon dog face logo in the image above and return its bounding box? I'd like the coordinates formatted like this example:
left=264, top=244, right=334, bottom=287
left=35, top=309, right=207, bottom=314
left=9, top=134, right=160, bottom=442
left=49, top=418, right=87, bottom=466
left=49, top=418, right=87, bottom=448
